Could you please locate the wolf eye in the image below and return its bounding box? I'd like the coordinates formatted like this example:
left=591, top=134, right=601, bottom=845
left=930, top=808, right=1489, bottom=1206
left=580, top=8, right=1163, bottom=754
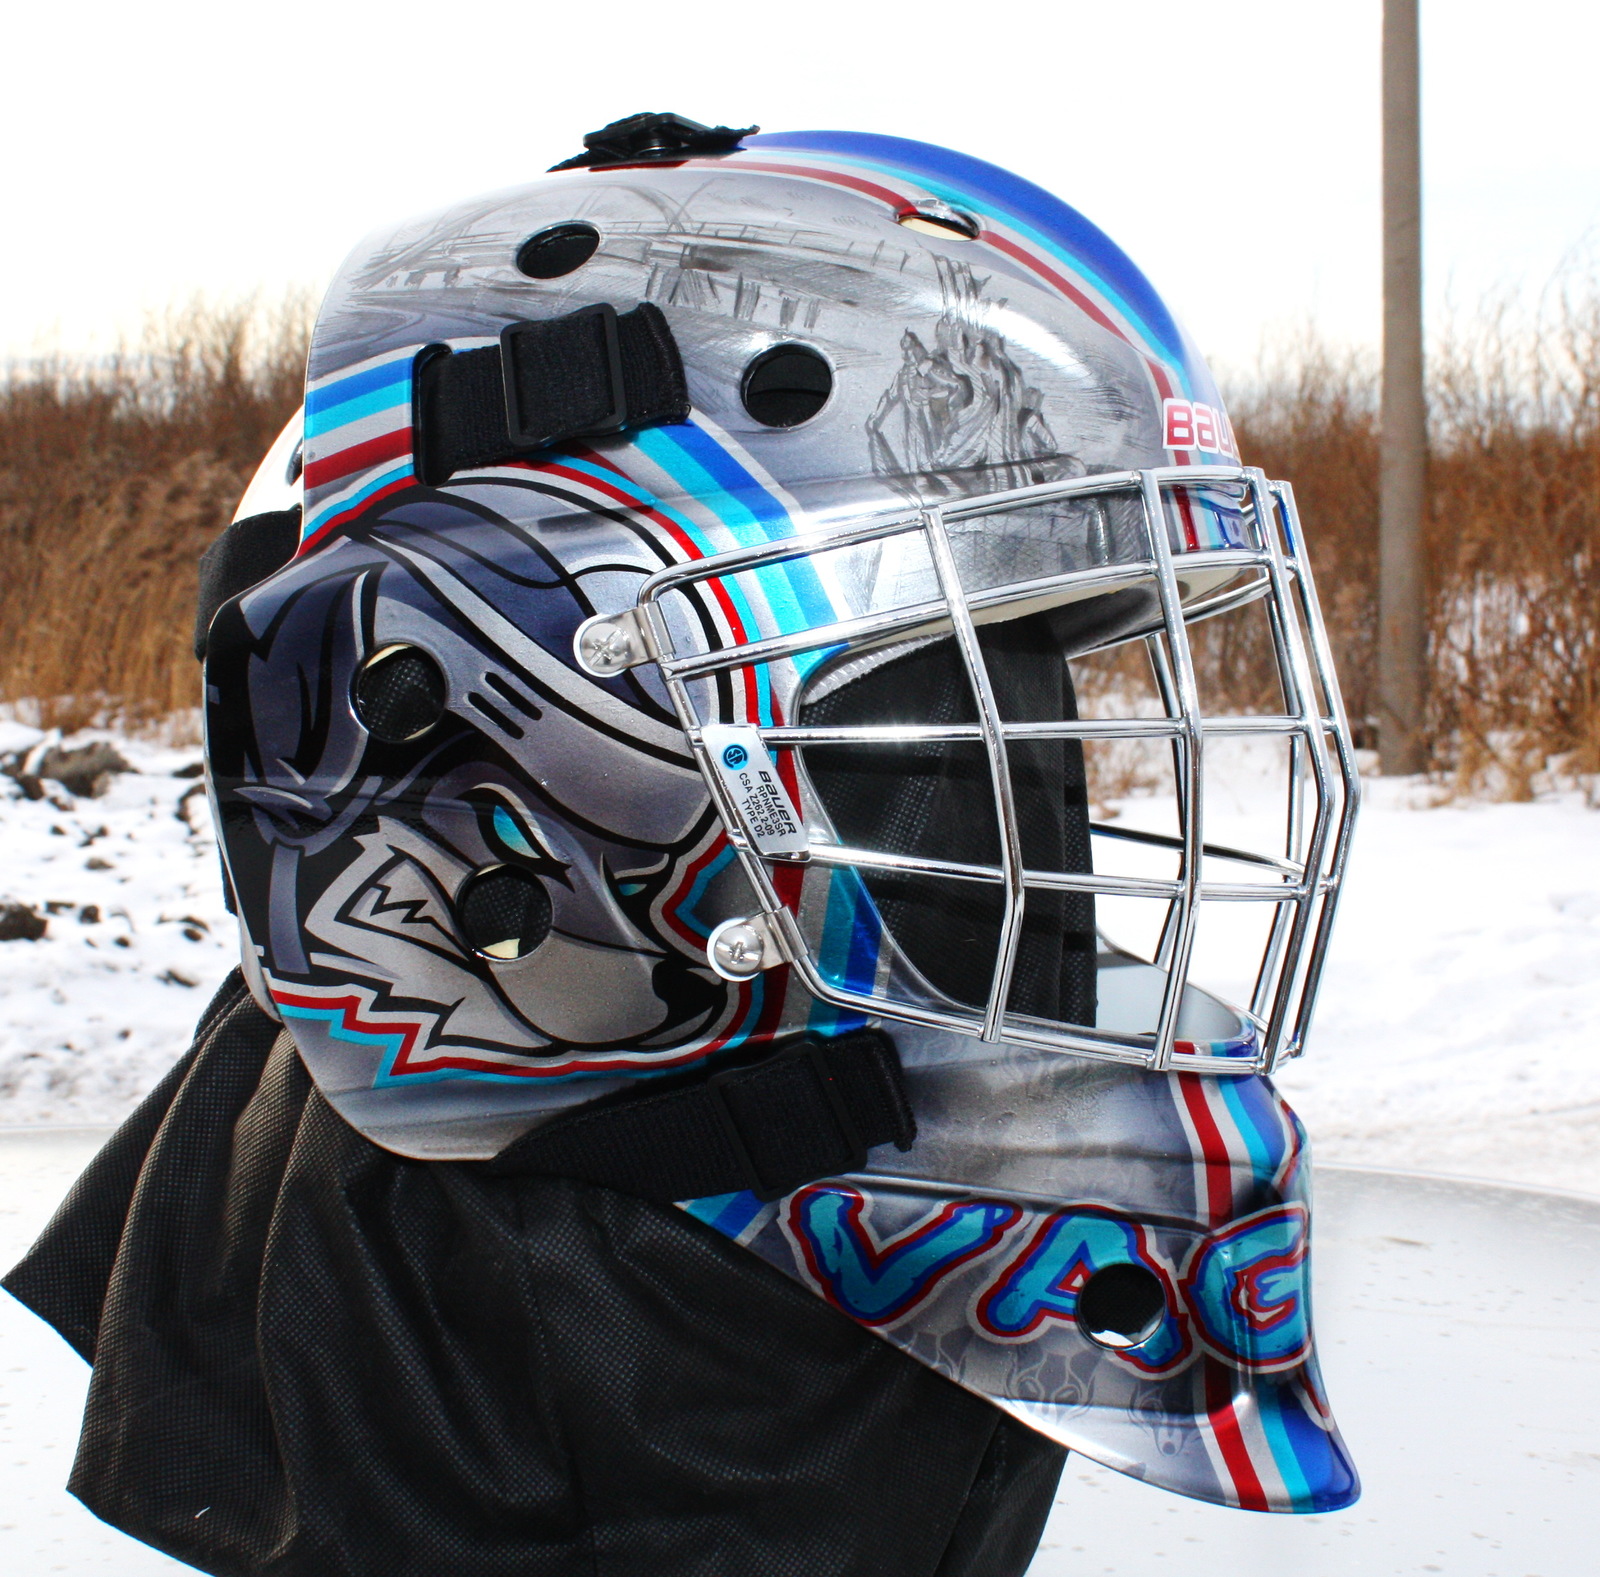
left=354, top=645, right=447, bottom=742
left=492, top=803, right=543, bottom=861
left=456, top=865, right=552, bottom=960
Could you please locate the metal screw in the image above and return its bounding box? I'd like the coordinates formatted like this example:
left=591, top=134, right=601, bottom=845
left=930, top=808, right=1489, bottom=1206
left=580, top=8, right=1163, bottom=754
left=707, top=915, right=782, bottom=981
left=575, top=614, right=649, bottom=676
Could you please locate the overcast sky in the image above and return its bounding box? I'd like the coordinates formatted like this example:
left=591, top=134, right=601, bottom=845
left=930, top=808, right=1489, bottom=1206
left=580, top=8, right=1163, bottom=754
left=5, top=0, right=1597, bottom=370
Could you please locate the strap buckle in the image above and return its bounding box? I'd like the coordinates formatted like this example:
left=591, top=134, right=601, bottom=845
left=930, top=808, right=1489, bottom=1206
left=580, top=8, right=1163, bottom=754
left=706, top=1038, right=868, bottom=1203
left=499, top=303, right=626, bottom=451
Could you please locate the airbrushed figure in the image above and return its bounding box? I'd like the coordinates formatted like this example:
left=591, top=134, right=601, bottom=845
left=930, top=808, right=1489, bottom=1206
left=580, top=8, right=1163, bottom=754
left=7, top=113, right=1360, bottom=1576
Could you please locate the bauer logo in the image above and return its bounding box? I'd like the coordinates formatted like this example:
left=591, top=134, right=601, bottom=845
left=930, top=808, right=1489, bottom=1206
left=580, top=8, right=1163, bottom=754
left=701, top=724, right=810, bottom=859
left=1163, top=398, right=1239, bottom=458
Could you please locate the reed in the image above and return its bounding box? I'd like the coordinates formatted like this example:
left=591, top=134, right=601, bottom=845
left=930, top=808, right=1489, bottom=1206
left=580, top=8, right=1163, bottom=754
left=3, top=282, right=1598, bottom=799
left=0, top=296, right=310, bottom=731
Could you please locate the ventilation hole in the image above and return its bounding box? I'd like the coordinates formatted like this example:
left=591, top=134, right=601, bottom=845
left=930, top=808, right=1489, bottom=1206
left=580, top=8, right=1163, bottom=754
left=1076, top=1262, right=1168, bottom=1350
left=353, top=645, right=448, bottom=742
left=897, top=201, right=980, bottom=241
left=456, top=865, right=552, bottom=960
left=741, top=345, right=833, bottom=428
left=515, top=222, right=601, bottom=279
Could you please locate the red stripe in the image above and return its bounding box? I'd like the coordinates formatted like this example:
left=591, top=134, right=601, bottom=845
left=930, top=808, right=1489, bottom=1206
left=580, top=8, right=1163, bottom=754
left=1173, top=488, right=1202, bottom=551
left=303, top=425, right=411, bottom=491
left=691, top=157, right=915, bottom=216
left=1178, top=1073, right=1235, bottom=1227
left=662, top=831, right=736, bottom=947
left=705, top=155, right=1192, bottom=425
left=531, top=456, right=764, bottom=722
left=979, top=229, right=1131, bottom=340
left=272, top=982, right=742, bottom=1081
left=712, top=154, right=1165, bottom=375
left=1204, top=1359, right=1270, bottom=1510
left=297, top=474, right=414, bottom=555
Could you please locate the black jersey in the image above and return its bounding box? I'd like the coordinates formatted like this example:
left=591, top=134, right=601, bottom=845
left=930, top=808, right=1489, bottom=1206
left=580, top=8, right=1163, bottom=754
left=5, top=973, right=1065, bottom=1577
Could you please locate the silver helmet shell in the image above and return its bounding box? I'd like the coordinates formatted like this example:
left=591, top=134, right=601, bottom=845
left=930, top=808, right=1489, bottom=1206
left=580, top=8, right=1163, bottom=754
left=205, top=129, right=1358, bottom=1512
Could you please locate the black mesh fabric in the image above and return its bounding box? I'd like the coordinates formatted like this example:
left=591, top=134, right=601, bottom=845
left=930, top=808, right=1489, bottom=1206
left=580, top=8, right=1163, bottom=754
left=456, top=866, right=552, bottom=957
left=802, top=612, right=1097, bottom=1025
left=4, top=975, right=1066, bottom=1577
left=353, top=645, right=448, bottom=742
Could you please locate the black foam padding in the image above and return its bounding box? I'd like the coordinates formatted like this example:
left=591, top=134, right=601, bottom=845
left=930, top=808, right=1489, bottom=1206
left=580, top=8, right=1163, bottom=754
left=456, top=866, right=552, bottom=958
left=353, top=645, right=448, bottom=742
left=193, top=508, right=302, bottom=659
left=802, top=612, right=1096, bottom=1026
left=3, top=977, right=1065, bottom=1577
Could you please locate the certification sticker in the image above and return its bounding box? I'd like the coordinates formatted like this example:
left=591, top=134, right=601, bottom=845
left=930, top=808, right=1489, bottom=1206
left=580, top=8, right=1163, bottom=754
left=701, top=725, right=810, bottom=859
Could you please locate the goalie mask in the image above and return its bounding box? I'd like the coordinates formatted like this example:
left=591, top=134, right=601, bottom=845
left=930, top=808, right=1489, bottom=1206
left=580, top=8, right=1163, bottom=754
left=204, top=116, right=1360, bottom=1513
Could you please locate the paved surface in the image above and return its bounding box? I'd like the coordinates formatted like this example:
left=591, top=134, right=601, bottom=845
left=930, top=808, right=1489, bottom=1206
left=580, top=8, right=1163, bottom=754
left=3, top=1130, right=1597, bottom=1575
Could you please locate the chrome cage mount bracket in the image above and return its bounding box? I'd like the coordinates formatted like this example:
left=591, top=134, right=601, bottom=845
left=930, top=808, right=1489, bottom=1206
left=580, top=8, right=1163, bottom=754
left=573, top=465, right=1360, bottom=1076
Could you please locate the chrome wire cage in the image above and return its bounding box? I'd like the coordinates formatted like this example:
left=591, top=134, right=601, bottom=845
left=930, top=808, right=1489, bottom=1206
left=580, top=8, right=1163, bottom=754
left=574, top=466, right=1360, bottom=1076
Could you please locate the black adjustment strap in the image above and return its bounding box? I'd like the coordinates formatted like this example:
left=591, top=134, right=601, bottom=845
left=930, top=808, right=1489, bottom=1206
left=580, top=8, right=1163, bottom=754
left=485, top=1029, right=917, bottom=1203
left=418, top=301, right=688, bottom=483
left=194, top=507, right=302, bottom=660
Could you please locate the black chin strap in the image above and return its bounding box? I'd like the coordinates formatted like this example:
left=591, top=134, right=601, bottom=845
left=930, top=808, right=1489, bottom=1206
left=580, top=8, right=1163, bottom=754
left=418, top=301, right=689, bottom=484
left=485, top=1029, right=916, bottom=1204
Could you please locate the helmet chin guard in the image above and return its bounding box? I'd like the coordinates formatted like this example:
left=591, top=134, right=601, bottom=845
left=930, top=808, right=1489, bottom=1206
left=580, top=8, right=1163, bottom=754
left=576, top=463, right=1358, bottom=1077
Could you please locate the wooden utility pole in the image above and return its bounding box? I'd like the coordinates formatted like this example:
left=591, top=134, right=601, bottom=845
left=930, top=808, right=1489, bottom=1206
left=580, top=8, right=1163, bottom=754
left=1379, top=0, right=1428, bottom=773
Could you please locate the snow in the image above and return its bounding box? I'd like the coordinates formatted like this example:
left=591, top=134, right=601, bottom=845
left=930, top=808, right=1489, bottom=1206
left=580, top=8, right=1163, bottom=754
left=4, top=723, right=1600, bottom=1571
left=0, top=724, right=237, bottom=1126
left=3, top=721, right=1600, bottom=1192
left=4, top=1147, right=1596, bottom=1573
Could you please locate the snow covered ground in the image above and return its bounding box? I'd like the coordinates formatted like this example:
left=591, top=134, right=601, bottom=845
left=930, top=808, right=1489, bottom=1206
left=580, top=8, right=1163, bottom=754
left=2, top=721, right=1599, bottom=1194
left=0, top=722, right=237, bottom=1127
left=5, top=721, right=1600, bottom=1573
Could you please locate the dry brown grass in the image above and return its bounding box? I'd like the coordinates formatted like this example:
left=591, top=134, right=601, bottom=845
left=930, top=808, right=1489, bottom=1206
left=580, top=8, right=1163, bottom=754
left=1230, top=279, right=1600, bottom=797
left=4, top=284, right=1599, bottom=799
left=0, top=296, right=310, bottom=731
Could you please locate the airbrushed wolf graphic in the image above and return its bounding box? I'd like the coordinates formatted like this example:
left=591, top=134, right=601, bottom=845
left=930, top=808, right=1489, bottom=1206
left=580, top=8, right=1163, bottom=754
left=207, top=485, right=773, bottom=1106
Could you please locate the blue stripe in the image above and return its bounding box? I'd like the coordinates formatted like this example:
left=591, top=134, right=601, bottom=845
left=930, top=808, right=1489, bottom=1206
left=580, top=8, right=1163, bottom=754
left=305, top=381, right=411, bottom=439
left=303, top=462, right=412, bottom=539
left=645, top=423, right=837, bottom=622
left=543, top=449, right=776, bottom=720
left=1219, top=1076, right=1290, bottom=1186
left=750, top=134, right=1186, bottom=355
left=306, top=356, right=412, bottom=417
left=635, top=424, right=845, bottom=682
left=808, top=870, right=881, bottom=1035
left=1254, top=1382, right=1317, bottom=1511
left=366, top=980, right=766, bottom=1087
left=748, top=132, right=1203, bottom=398
left=681, top=1190, right=771, bottom=1236
left=278, top=1002, right=403, bottom=1057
